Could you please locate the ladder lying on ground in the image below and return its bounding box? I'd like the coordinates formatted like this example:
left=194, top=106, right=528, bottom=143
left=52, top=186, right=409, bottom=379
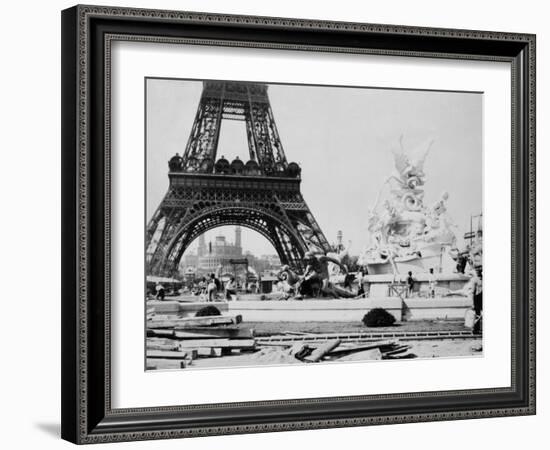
left=256, top=330, right=480, bottom=346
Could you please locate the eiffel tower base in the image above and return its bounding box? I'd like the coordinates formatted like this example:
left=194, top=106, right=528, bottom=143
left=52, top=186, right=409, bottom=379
left=147, top=172, right=330, bottom=277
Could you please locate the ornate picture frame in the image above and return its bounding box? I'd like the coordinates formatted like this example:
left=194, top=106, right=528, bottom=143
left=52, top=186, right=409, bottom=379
left=61, top=5, right=536, bottom=444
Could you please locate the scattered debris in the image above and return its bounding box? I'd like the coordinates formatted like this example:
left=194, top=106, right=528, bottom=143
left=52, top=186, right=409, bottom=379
left=289, top=343, right=311, bottom=360
left=303, top=340, right=341, bottom=362
left=145, top=307, right=438, bottom=370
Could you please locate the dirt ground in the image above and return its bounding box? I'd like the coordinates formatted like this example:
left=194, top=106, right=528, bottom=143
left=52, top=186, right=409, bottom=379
left=405, top=339, right=482, bottom=358
left=186, top=338, right=482, bottom=369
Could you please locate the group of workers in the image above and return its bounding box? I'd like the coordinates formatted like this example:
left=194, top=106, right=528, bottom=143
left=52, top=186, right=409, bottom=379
left=404, top=266, right=483, bottom=334
left=153, top=250, right=482, bottom=335
left=155, top=274, right=239, bottom=302
left=404, top=268, right=438, bottom=298
left=194, top=274, right=238, bottom=302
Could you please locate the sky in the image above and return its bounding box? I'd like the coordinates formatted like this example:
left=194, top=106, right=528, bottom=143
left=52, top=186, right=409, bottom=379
left=146, top=79, right=482, bottom=257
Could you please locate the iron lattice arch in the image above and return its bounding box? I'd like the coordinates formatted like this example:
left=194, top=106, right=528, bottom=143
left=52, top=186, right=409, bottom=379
left=147, top=80, right=331, bottom=277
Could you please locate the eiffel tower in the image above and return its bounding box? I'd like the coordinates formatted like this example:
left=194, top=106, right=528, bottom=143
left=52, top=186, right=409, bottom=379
left=147, top=81, right=331, bottom=277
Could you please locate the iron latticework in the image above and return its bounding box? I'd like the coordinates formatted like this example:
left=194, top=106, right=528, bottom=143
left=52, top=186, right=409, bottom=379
left=147, top=81, right=331, bottom=277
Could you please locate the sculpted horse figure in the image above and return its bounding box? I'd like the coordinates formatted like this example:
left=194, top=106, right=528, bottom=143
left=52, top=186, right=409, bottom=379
left=277, top=253, right=355, bottom=300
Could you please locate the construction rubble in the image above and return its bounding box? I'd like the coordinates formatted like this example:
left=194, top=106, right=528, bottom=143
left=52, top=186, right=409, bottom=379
left=146, top=308, right=415, bottom=370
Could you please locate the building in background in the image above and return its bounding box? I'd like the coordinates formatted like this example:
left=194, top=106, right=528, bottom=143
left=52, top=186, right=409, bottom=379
left=182, top=227, right=243, bottom=274
left=181, top=226, right=281, bottom=278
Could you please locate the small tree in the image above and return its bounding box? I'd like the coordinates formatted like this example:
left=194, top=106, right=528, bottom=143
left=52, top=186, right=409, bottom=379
left=362, top=308, right=396, bottom=327
left=195, top=305, right=222, bottom=317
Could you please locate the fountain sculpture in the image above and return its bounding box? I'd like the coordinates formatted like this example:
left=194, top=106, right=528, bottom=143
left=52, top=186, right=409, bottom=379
left=359, top=137, right=458, bottom=275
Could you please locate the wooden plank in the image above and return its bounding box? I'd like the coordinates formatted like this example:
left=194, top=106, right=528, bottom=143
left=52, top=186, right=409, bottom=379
left=334, top=348, right=382, bottom=362
left=382, top=345, right=411, bottom=356
left=174, top=327, right=254, bottom=339
left=304, top=340, right=341, bottom=362
left=177, top=338, right=255, bottom=349
left=255, top=342, right=297, bottom=347
left=383, top=352, right=416, bottom=360
left=327, top=340, right=397, bottom=356
left=147, top=314, right=242, bottom=329
left=146, top=342, right=179, bottom=351
left=282, top=331, right=318, bottom=336
left=147, top=329, right=175, bottom=338
left=146, top=358, right=188, bottom=370
left=257, top=338, right=399, bottom=349
left=147, top=337, right=177, bottom=345
left=256, top=330, right=475, bottom=343
left=197, top=347, right=223, bottom=357
left=147, top=350, right=189, bottom=360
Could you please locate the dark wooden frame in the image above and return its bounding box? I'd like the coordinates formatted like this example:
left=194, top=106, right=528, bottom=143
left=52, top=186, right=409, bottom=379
left=61, top=4, right=536, bottom=444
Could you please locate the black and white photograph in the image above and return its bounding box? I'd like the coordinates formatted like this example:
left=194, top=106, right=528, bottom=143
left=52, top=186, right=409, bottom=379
left=145, top=78, right=484, bottom=371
